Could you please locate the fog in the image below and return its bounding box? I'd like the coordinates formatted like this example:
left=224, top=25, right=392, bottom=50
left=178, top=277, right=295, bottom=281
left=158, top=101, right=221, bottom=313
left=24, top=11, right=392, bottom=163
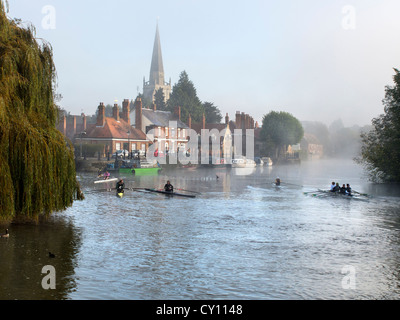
left=7, top=0, right=400, bottom=127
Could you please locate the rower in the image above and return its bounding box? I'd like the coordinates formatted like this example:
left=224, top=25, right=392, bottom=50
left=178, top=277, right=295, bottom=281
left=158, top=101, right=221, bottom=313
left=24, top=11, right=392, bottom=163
left=340, top=184, right=347, bottom=194
left=164, top=181, right=174, bottom=193
left=116, top=179, right=125, bottom=195
left=346, top=184, right=352, bottom=195
left=332, top=183, right=340, bottom=193
left=275, top=177, right=281, bottom=186
left=103, top=171, right=111, bottom=180
left=330, top=182, right=336, bottom=192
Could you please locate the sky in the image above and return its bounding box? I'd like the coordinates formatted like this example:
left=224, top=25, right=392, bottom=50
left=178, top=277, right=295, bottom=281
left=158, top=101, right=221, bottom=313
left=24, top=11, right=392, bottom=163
left=6, top=0, right=400, bottom=127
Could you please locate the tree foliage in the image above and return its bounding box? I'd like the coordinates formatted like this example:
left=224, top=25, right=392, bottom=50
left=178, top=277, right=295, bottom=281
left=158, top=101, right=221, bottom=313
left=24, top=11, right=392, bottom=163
left=203, top=102, right=222, bottom=124
left=356, top=68, right=400, bottom=182
left=167, top=71, right=204, bottom=123
left=260, top=111, right=304, bottom=158
left=0, top=2, right=83, bottom=224
left=154, top=88, right=166, bottom=111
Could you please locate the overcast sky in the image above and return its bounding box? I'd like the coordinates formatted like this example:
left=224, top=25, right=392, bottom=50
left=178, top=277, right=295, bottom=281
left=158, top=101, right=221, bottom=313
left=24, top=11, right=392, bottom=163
left=7, top=0, right=400, bottom=126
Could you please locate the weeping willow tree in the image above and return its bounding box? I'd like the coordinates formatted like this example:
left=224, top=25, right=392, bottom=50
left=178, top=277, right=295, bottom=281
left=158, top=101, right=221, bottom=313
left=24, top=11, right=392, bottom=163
left=0, top=1, right=83, bottom=225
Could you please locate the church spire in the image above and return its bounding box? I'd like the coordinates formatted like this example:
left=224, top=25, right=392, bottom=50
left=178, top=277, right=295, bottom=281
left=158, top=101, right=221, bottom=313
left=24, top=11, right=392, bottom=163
left=143, top=22, right=171, bottom=104
left=149, top=23, right=165, bottom=86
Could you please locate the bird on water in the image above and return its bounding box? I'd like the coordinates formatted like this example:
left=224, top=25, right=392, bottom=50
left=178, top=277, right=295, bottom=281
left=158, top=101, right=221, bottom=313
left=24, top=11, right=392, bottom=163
left=1, top=229, right=9, bottom=238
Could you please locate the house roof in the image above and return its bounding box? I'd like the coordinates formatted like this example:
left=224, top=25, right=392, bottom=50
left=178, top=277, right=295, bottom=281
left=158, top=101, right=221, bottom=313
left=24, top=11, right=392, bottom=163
left=142, top=109, right=189, bottom=129
left=85, top=117, right=148, bottom=141
left=191, top=123, right=228, bottom=134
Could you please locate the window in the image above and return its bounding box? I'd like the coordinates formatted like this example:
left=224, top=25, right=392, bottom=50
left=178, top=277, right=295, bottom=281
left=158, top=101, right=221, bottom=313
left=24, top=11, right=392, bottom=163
left=131, top=143, right=136, bottom=151
left=116, top=143, right=121, bottom=151
left=165, top=127, right=168, bottom=137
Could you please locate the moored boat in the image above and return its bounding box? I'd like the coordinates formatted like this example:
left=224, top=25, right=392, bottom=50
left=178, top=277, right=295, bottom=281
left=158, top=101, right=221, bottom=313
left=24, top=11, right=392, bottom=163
left=232, top=158, right=257, bottom=168
left=94, top=178, right=118, bottom=184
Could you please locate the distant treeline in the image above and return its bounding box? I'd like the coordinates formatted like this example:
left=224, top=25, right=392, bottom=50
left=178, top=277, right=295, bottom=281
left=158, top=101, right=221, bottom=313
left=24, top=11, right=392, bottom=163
left=302, top=119, right=372, bottom=159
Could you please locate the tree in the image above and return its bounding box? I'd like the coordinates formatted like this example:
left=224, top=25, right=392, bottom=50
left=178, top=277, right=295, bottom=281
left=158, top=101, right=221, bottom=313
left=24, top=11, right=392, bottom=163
left=0, top=3, right=83, bottom=224
left=136, top=93, right=152, bottom=109
left=167, top=71, right=204, bottom=123
left=356, top=68, right=400, bottom=182
left=203, top=102, right=222, bottom=123
left=154, top=88, right=167, bottom=111
left=260, top=111, right=304, bottom=159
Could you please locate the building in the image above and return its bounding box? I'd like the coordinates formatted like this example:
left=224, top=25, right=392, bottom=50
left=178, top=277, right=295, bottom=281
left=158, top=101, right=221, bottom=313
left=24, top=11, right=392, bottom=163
left=143, top=24, right=172, bottom=104
left=57, top=113, right=87, bottom=142
left=78, top=101, right=151, bottom=156
left=131, top=98, right=189, bottom=154
left=300, top=133, right=324, bottom=160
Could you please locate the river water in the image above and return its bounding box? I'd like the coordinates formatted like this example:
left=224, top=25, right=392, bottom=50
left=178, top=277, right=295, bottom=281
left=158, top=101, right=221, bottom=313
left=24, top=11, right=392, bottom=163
left=1, top=159, right=400, bottom=300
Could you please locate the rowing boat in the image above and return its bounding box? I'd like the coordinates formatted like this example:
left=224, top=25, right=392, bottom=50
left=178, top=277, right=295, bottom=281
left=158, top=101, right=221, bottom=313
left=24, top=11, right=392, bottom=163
left=306, top=189, right=369, bottom=201
left=94, top=178, right=118, bottom=184
left=145, top=189, right=196, bottom=198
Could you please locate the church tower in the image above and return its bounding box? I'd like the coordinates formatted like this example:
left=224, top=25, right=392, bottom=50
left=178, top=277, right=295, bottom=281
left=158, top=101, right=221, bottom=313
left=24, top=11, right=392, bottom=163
left=143, top=23, right=172, bottom=104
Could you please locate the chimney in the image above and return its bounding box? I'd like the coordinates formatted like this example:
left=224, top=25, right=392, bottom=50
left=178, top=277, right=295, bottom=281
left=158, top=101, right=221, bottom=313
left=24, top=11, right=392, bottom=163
left=135, top=98, right=143, bottom=131
left=97, top=102, right=106, bottom=127
left=73, top=116, right=77, bottom=136
left=188, top=114, right=192, bottom=129
left=202, top=113, right=206, bottom=130
left=153, top=103, right=157, bottom=112
left=113, top=104, right=120, bottom=121
left=174, top=106, right=181, bottom=121
left=63, top=115, right=67, bottom=136
left=255, top=121, right=259, bottom=129
left=81, top=113, right=87, bottom=132
left=122, top=99, right=130, bottom=125
left=236, top=112, right=241, bottom=129
left=225, top=113, right=229, bottom=125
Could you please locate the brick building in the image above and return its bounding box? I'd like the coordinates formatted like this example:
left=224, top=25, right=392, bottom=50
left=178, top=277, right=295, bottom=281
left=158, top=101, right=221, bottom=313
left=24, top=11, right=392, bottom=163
left=78, top=100, right=150, bottom=156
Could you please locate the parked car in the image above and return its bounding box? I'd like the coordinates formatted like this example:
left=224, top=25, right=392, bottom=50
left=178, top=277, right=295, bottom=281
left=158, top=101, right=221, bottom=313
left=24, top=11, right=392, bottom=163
left=112, top=150, right=130, bottom=158
left=254, top=157, right=264, bottom=166
left=261, top=157, right=273, bottom=166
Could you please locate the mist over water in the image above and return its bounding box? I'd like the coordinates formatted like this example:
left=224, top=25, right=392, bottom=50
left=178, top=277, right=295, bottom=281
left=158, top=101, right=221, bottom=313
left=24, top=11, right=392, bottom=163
left=1, top=160, right=400, bottom=300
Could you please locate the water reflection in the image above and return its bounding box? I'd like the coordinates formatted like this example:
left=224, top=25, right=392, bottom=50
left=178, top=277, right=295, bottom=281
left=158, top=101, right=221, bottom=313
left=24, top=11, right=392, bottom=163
left=0, top=215, right=82, bottom=300
left=2, top=160, right=400, bottom=300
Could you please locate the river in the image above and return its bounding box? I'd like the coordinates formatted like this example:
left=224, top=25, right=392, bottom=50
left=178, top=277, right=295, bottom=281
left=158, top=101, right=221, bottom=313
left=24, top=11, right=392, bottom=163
left=1, top=159, right=400, bottom=300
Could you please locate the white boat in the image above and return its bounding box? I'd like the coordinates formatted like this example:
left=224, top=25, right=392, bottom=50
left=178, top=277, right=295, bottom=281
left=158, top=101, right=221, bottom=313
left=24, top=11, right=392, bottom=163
left=94, top=178, right=118, bottom=184
left=232, top=158, right=257, bottom=168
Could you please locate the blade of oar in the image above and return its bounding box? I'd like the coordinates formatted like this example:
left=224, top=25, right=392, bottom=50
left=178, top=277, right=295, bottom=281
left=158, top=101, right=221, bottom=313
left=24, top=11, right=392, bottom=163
left=176, top=188, right=202, bottom=194
left=353, top=190, right=369, bottom=197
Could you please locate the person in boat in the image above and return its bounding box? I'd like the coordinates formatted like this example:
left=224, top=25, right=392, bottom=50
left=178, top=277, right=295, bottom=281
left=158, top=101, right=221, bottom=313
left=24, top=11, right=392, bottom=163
left=103, top=171, right=111, bottom=180
left=275, top=177, right=281, bottom=186
left=346, top=184, right=352, bottom=196
left=116, top=179, right=125, bottom=195
left=340, top=184, right=347, bottom=194
left=164, top=181, right=174, bottom=193
left=330, top=182, right=336, bottom=192
left=332, top=183, right=340, bottom=193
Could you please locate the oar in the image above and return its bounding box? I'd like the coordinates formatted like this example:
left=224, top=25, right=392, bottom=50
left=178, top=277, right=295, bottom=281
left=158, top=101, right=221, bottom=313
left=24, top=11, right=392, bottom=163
left=175, top=188, right=202, bottom=195
left=353, top=190, right=369, bottom=197
left=281, top=182, right=304, bottom=188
